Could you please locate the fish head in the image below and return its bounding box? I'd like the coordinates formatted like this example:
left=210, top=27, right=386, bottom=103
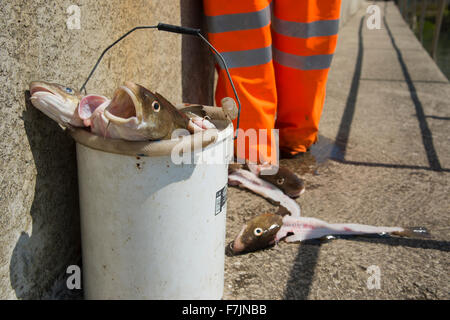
left=259, top=167, right=305, bottom=198
left=104, top=81, right=189, bottom=140
left=29, top=81, right=81, bottom=106
left=29, top=81, right=83, bottom=126
left=228, top=213, right=283, bottom=255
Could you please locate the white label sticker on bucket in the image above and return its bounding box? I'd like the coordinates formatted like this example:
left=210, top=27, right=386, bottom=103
left=215, top=185, right=227, bottom=215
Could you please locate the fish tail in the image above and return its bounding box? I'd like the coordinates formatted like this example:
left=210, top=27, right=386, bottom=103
left=392, top=226, right=431, bottom=238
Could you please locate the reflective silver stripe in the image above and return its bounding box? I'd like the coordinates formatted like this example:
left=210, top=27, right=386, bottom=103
left=218, top=46, right=272, bottom=69
left=272, top=17, right=339, bottom=38
left=273, top=48, right=333, bottom=70
left=206, top=5, right=271, bottom=34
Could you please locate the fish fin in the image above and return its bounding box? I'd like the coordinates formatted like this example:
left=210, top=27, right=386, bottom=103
left=392, top=227, right=431, bottom=238
left=179, top=105, right=206, bottom=118
left=220, top=97, right=238, bottom=120
left=275, top=205, right=291, bottom=217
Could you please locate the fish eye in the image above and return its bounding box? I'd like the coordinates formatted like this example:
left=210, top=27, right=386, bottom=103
left=152, top=101, right=160, bottom=112
left=65, top=87, right=74, bottom=94
left=277, top=178, right=285, bottom=185
left=253, top=227, right=263, bottom=237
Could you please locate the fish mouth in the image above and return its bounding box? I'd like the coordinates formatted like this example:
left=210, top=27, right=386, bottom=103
left=30, top=81, right=64, bottom=99
left=29, top=81, right=73, bottom=110
left=78, top=94, right=109, bottom=125
left=227, top=224, right=248, bottom=255
left=104, top=82, right=141, bottom=124
left=30, top=81, right=53, bottom=95
left=225, top=242, right=236, bottom=256
left=226, top=240, right=245, bottom=256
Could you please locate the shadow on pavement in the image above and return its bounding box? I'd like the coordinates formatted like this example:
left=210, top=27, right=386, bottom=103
left=283, top=243, right=322, bottom=299
left=339, top=235, right=450, bottom=252
left=383, top=2, right=443, bottom=172
left=334, top=16, right=365, bottom=158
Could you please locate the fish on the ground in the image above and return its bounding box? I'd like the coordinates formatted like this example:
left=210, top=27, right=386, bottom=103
left=228, top=213, right=284, bottom=254
left=228, top=168, right=301, bottom=217
left=228, top=208, right=430, bottom=255
left=29, top=81, right=217, bottom=141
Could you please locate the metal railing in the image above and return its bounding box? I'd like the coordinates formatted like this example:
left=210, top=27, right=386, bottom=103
left=397, top=0, right=448, bottom=60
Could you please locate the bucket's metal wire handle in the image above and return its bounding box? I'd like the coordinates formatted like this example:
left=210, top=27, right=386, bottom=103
left=80, top=23, right=242, bottom=140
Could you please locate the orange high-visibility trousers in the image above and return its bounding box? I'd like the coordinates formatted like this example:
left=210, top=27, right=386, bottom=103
left=203, top=0, right=341, bottom=161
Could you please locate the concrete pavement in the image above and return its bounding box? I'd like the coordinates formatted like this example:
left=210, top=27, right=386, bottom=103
left=223, top=1, right=449, bottom=299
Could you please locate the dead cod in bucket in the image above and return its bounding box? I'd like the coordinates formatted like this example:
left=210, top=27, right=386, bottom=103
left=29, top=80, right=216, bottom=141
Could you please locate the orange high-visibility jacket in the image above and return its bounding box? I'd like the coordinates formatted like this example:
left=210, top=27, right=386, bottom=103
left=203, top=0, right=341, bottom=162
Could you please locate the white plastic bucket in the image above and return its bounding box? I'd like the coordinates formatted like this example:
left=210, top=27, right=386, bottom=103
left=75, top=121, right=233, bottom=299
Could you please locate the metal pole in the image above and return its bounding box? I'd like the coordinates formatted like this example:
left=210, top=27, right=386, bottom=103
left=400, top=0, right=406, bottom=19
left=398, top=0, right=403, bottom=18
left=411, top=0, right=417, bottom=30
left=431, top=0, right=447, bottom=60
left=419, top=0, right=427, bottom=44
left=403, top=0, right=408, bottom=21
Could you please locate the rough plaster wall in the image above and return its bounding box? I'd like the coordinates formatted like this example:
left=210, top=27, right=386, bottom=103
left=0, top=0, right=213, bottom=299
